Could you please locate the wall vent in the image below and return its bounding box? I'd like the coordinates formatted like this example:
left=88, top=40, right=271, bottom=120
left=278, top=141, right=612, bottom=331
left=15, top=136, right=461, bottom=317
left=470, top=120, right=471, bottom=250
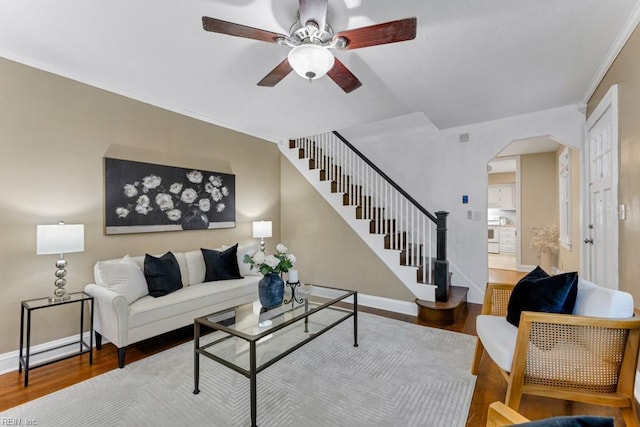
left=459, top=133, right=470, bottom=143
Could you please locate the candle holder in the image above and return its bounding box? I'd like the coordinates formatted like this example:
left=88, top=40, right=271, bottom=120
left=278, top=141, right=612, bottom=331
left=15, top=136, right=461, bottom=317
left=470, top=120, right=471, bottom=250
left=284, top=281, right=314, bottom=305
left=283, top=281, right=303, bottom=304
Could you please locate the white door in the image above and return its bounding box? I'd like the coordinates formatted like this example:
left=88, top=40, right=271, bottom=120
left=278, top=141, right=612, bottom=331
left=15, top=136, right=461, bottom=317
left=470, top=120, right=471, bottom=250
left=584, top=85, right=618, bottom=289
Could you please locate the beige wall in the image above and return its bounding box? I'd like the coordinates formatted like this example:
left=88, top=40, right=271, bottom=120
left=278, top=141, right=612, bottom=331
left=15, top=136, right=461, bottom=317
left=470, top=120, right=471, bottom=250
left=488, top=172, right=516, bottom=185
left=0, top=57, right=281, bottom=353
left=587, top=24, right=640, bottom=302
left=280, top=159, right=415, bottom=301
left=556, top=146, right=581, bottom=272
left=520, top=152, right=558, bottom=266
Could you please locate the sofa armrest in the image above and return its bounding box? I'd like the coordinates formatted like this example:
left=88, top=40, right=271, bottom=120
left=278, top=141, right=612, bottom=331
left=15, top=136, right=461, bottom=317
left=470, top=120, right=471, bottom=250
left=482, top=282, right=516, bottom=316
left=84, top=283, right=129, bottom=348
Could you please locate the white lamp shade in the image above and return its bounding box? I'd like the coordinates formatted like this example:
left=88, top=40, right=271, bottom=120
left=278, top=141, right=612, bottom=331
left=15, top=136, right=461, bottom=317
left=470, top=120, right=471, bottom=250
left=37, top=223, right=85, bottom=255
left=287, top=44, right=335, bottom=80
left=252, top=221, right=272, bottom=239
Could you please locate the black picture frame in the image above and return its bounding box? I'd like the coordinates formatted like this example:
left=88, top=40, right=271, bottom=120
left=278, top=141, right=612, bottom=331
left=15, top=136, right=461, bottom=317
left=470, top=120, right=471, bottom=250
left=104, top=158, right=236, bottom=234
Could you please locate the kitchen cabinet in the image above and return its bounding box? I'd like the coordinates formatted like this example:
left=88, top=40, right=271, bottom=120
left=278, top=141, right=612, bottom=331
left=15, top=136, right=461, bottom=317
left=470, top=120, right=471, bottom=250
left=488, top=184, right=516, bottom=210
left=499, top=227, right=516, bottom=254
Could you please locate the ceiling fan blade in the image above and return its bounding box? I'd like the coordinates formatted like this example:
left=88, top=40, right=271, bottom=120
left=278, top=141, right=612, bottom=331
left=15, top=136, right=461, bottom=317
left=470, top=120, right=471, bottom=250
left=336, top=17, right=417, bottom=50
left=202, top=17, right=285, bottom=43
left=327, top=58, right=362, bottom=93
left=299, top=0, right=328, bottom=30
left=257, top=58, right=293, bottom=87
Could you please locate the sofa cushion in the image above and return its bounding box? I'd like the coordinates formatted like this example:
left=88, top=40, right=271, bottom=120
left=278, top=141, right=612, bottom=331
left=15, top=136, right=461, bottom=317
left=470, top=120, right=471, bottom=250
left=184, top=250, right=206, bottom=286
left=94, top=258, right=148, bottom=304
left=128, top=277, right=258, bottom=329
left=144, top=252, right=183, bottom=297
left=507, top=271, right=578, bottom=327
left=574, top=278, right=634, bottom=318
left=476, top=314, right=518, bottom=372
left=111, top=253, right=190, bottom=290
left=202, top=245, right=242, bottom=281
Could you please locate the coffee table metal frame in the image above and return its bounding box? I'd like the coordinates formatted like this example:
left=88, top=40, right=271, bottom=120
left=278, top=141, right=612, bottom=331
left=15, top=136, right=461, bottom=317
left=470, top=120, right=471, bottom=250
left=193, top=285, right=358, bottom=427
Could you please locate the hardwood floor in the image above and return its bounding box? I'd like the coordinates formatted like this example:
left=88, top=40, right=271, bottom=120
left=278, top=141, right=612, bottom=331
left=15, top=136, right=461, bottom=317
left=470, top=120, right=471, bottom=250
left=0, top=269, right=631, bottom=426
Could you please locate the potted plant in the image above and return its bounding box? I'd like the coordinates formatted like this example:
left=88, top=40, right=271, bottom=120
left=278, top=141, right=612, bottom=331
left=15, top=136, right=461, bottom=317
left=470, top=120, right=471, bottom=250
left=529, top=223, right=559, bottom=274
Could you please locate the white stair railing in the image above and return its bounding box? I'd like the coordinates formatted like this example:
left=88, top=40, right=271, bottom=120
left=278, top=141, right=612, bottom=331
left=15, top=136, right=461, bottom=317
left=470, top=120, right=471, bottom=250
left=291, top=132, right=450, bottom=292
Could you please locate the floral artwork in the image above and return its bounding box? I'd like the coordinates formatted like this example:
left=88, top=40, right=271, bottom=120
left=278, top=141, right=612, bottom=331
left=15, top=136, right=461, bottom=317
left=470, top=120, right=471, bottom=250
left=104, top=158, right=235, bottom=234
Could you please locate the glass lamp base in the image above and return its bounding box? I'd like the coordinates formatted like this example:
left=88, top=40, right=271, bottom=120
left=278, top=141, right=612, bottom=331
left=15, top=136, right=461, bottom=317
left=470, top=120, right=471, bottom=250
left=49, top=294, right=71, bottom=303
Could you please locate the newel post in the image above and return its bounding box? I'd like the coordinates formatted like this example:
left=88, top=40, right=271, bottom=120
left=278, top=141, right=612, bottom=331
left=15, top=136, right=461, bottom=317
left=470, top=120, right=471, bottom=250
left=434, top=211, right=450, bottom=302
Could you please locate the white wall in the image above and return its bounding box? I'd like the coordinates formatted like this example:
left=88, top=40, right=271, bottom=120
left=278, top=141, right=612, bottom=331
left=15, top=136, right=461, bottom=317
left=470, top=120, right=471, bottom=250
left=339, top=106, right=584, bottom=303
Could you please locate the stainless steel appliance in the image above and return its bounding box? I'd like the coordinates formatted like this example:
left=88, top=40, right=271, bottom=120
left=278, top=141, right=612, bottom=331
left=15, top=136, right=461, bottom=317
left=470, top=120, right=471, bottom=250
left=488, top=216, right=500, bottom=254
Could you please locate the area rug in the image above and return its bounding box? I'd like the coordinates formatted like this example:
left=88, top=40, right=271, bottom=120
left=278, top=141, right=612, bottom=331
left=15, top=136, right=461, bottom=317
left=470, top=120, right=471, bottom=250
left=1, top=313, right=476, bottom=427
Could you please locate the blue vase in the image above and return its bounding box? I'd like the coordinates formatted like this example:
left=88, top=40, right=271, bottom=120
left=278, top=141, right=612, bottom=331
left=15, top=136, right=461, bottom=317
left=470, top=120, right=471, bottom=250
left=258, top=273, right=284, bottom=308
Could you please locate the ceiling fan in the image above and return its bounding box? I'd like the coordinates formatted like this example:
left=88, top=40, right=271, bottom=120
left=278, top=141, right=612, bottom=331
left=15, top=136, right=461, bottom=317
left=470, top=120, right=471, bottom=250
left=202, top=0, right=417, bottom=93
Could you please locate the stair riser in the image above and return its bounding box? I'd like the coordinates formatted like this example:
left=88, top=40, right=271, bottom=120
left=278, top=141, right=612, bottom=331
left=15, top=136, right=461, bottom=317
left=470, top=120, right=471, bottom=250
left=355, top=206, right=384, bottom=219
left=384, top=232, right=407, bottom=249
left=344, top=192, right=368, bottom=206
left=369, top=219, right=397, bottom=234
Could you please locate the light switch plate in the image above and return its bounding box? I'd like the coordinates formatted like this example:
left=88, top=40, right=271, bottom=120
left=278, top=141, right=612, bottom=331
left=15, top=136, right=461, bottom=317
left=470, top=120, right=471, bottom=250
left=619, top=204, right=626, bottom=220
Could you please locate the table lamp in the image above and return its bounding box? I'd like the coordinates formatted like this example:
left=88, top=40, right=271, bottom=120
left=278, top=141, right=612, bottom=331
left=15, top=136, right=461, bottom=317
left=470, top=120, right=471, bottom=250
left=252, top=220, right=272, bottom=252
left=37, top=221, right=85, bottom=302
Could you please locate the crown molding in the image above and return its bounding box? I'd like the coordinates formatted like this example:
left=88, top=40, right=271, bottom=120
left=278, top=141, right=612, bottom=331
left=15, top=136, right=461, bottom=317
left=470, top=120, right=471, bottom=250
left=581, top=2, right=640, bottom=106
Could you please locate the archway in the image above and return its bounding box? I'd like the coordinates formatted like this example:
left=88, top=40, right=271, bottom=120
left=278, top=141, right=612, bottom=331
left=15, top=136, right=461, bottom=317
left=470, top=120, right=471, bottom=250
left=487, top=136, right=581, bottom=278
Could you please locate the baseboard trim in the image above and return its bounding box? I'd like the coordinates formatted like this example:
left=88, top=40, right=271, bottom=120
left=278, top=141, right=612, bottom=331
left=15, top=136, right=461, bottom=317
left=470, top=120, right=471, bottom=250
left=311, top=287, right=418, bottom=317
left=0, top=332, right=93, bottom=376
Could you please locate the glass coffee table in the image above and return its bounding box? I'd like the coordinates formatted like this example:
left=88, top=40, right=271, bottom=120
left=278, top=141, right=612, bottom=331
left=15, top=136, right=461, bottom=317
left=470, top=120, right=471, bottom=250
left=193, top=284, right=357, bottom=427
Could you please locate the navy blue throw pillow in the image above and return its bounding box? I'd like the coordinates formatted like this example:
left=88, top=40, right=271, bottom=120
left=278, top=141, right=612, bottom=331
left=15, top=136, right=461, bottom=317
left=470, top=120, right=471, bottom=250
left=519, top=265, right=550, bottom=283
left=506, top=270, right=578, bottom=327
left=518, top=415, right=613, bottom=427
left=201, top=244, right=242, bottom=282
left=144, top=252, right=183, bottom=297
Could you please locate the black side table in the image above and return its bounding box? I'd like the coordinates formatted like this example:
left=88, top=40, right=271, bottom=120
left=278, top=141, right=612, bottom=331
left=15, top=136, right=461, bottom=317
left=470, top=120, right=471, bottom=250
left=19, top=291, right=94, bottom=386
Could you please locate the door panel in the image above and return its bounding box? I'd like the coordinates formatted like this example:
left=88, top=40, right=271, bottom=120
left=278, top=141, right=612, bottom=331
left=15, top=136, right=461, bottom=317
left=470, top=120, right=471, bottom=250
left=585, top=85, right=618, bottom=289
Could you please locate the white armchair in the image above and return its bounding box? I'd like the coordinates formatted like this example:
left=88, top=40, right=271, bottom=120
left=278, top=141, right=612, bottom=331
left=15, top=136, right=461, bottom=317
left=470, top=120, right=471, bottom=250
left=472, top=278, right=640, bottom=426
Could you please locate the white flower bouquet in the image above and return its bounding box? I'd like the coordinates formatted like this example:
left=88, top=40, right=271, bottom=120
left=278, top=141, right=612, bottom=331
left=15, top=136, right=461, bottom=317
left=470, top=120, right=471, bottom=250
left=243, top=243, right=297, bottom=275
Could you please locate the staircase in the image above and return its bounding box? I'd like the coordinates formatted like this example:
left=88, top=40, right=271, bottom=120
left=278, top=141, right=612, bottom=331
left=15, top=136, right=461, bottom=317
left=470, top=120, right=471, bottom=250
left=281, top=131, right=467, bottom=324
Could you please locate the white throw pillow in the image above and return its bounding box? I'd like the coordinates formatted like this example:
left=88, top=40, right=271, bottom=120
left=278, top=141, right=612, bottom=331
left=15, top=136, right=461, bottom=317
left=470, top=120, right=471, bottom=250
left=94, top=260, right=148, bottom=304
left=224, top=243, right=260, bottom=276
left=121, top=254, right=143, bottom=270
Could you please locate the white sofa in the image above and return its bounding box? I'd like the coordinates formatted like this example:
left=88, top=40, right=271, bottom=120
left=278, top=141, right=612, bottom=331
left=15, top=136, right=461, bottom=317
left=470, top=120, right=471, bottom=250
left=84, top=246, right=260, bottom=368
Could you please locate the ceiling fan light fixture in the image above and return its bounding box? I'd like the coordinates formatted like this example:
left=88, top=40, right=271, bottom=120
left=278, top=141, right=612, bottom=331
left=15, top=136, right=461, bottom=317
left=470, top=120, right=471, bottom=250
left=287, top=44, right=335, bottom=81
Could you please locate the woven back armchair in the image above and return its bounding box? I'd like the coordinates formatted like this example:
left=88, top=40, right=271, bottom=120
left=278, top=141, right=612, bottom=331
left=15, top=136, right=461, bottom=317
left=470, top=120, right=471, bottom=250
left=473, top=281, right=640, bottom=427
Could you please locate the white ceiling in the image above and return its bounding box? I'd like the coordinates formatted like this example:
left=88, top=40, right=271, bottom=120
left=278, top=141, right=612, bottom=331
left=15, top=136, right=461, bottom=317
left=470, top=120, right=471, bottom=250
left=0, top=0, right=638, bottom=143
